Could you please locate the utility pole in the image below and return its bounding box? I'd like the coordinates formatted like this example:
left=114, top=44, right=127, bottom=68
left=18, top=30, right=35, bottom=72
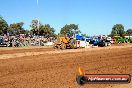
left=37, top=0, right=39, bottom=5
left=37, top=0, right=39, bottom=30
left=37, top=0, right=40, bottom=46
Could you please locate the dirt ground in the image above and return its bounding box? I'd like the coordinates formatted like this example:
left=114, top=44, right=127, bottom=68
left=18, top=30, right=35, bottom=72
left=0, top=44, right=132, bottom=88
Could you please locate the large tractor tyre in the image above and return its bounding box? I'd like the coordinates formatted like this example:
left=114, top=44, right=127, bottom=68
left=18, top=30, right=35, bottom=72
left=53, top=44, right=57, bottom=49
left=61, top=43, right=66, bottom=50
left=69, top=39, right=76, bottom=49
left=69, top=43, right=75, bottom=49
left=76, top=75, right=87, bottom=85
left=57, top=45, right=61, bottom=49
left=53, top=44, right=61, bottom=49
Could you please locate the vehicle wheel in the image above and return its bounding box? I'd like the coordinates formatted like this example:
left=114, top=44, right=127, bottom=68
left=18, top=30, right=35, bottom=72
left=69, top=39, right=76, bottom=49
left=57, top=45, right=61, bottom=49
left=53, top=44, right=57, bottom=49
left=61, top=43, right=66, bottom=49
left=69, top=44, right=75, bottom=49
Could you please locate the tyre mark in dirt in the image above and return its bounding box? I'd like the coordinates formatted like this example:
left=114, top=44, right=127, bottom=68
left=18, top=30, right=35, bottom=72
left=0, top=48, right=53, bottom=55
left=0, top=60, right=132, bottom=88
left=76, top=54, right=132, bottom=66
left=0, top=44, right=132, bottom=60
left=0, top=45, right=132, bottom=88
left=0, top=53, right=131, bottom=79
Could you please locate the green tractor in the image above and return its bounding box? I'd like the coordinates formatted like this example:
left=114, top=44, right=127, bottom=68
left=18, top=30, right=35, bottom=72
left=115, top=37, right=125, bottom=43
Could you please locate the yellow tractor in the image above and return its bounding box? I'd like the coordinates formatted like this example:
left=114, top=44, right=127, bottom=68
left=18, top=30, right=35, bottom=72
left=53, top=36, right=77, bottom=49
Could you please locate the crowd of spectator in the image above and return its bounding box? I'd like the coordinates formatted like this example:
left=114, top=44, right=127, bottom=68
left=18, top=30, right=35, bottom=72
left=0, top=34, right=55, bottom=47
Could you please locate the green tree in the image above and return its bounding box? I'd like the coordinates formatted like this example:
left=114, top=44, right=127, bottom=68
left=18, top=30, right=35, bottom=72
left=126, top=29, right=132, bottom=39
left=9, top=22, right=24, bottom=35
left=126, top=29, right=132, bottom=35
left=39, top=24, right=55, bottom=37
left=30, top=20, right=41, bottom=35
left=60, top=24, right=80, bottom=36
left=111, top=24, right=125, bottom=37
left=0, top=16, right=8, bottom=35
left=30, top=20, right=56, bottom=37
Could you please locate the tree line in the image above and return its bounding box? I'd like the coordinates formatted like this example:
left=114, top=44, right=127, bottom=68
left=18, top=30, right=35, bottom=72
left=0, top=16, right=132, bottom=37
left=0, top=16, right=80, bottom=37
left=111, top=24, right=132, bottom=37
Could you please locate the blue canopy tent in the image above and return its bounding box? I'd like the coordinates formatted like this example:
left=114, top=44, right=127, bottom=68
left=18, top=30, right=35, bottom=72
left=76, top=35, right=85, bottom=41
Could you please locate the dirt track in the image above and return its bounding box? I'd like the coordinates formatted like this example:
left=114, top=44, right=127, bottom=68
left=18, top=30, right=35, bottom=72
left=0, top=44, right=132, bottom=88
